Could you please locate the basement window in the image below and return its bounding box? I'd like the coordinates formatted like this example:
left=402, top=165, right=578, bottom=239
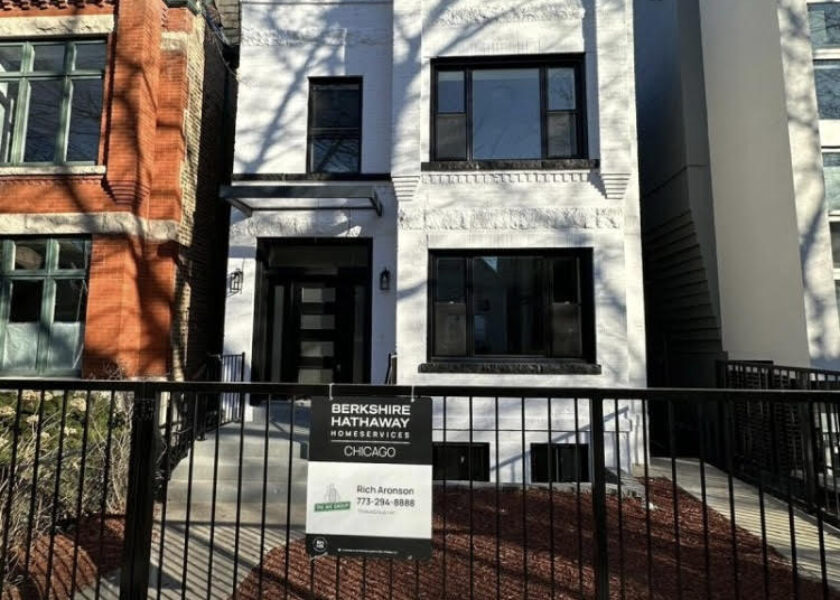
left=530, top=443, right=589, bottom=483
left=0, top=238, right=90, bottom=376
left=433, top=442, right=490, bottom=482
left=0, top=40, right=106, bottom=166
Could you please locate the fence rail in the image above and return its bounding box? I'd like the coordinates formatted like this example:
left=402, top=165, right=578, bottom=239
left=1, top=380, right=839, bottom=599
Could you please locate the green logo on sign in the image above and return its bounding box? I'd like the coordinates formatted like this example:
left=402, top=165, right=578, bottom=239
left=315, top=501, right=351, bottom=512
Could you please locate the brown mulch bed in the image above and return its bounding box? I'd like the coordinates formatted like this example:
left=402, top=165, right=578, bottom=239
left=234, top=479, right=838, bottom=599
left=1, top=515, right=124, bottom=600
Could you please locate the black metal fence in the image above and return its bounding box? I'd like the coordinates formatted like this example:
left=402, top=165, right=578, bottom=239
left=1, top=380, right=839, bottom=599
left=719, top=360, right=840, bottom=531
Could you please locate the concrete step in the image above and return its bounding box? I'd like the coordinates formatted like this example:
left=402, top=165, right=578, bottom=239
left=170, top=458, right=309, bottom=482
left=165, top=477, right=308, bottom=506
left=161, top=501, right=308, bottom=526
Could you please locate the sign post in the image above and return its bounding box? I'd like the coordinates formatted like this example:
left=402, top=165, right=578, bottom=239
left=305, top=395, right=433, bottom=559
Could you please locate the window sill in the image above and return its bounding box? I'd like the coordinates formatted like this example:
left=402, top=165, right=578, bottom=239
left=0, top=165, right=106, bottom=177
left=419, top=362, right=602, bottom=375
left=421, top=159, right=598, bottom=172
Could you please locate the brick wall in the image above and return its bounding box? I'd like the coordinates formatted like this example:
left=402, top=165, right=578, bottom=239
left=0, top=0, right=234, bottom=379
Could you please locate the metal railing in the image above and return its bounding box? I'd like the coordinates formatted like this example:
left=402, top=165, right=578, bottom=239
left=0, top=380, right=838, bottom=599
left=719, top=360, right=840, bottom=529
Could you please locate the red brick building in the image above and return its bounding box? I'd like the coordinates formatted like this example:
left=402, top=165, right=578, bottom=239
left=0, top=0, right=235, bottom=379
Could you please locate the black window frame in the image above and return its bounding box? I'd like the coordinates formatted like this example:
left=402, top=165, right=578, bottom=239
left=306, top=76, right=363, bottom=175
left=430, top=54, right=588, bottom=163
left=427, top=249, right=596, bottom=364
left=432, top=442, right=491, bottom=482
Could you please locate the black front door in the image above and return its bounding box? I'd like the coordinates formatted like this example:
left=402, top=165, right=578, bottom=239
left=255, top=241, right=371, bottom=384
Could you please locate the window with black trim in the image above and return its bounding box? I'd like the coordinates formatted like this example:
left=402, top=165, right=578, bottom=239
left=307, top=78, right=362, bottom=174
left=530, top=443, right=589, bottom=483
left=433, top=442, right=490, bottom=481
left=0, top=238, right=90, bottom=375
left=432, top=56, right=586, bottom=161
left=0, top=40, right=106, bottom=165
left=429, top=250, right=595, bottom=362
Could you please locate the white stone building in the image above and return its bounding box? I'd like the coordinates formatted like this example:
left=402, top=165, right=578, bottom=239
left=222, top=0, right=646, bottom=482
left=636, top=0, right=840, bottom=387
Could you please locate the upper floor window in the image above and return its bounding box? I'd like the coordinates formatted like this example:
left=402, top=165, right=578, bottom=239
left=307, top=78, right=362, bottom=174
left=432, top=56, right=586, bottom=162
left=815, top=60, right=840, bottom=119
left=810, top=4, right=840, bottom=49
left=429, top=250, right=595, bottom=362
left=0, top=40, right=106, bottom=165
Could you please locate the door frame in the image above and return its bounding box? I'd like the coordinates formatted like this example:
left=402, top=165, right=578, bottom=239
left=251, top=238, right=373, bottom=383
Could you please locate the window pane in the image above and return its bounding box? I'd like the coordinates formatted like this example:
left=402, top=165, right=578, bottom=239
left=13, top=240, right=47, bottom=270
left=74, top=43, right=106, bottom=71
left=0, top=46, right=22, bottom=73
left=310, top=82, right=361, bottom=129
left=472, top=69, right=541, bottom=160
left=436, top=258, right=465, bottom=302
left=66, top=78, right=103, bottom=162
left=553, top=258, right=580, bottom=302
left=811, top=4, right=840, bottom=49
left=310, top=137, right=360, bottom=173
left=832, top=222, right=840, bottom=268
left=815, top=61, right=840, bottom=119
left=435, top=114, right=467, bottom=160
left=57, top=239, right=88, bottom=270
left=8, top=280, right=42, bottom=322
left=54, top=279, right=87, bottom=322
left=473, top=256, right=543, bottom=355
left=434, top=257, right=466, bottom=357
left=0, top=81, right=18, bottom=162
left=24, top=79, right=63, bottom=163
left=32, top=43, right=66, bottom=72
left=547, top=113, right=577, bottom=158
left=825, top=153, right=840, bottom=212
left=437, top=71, right=464, bottom=113
left=548, top=68, right=576, bottom=110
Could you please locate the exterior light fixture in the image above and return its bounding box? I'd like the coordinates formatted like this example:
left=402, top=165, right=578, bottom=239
left=379, top=268, right=391, bottom=291
left=230, top=269, right=244, bottom=294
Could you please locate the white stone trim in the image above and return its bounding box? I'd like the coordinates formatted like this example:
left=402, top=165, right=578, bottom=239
left=0, top=15, right=114, bottom=38
left=398, top=206, right=622, bottom=231
left=0, top=165, right=106, bottom=177
left=0, top=213, right=179, bottom=242
left=434, top=0, right=585, bottom=26
left=599, top=172, right=632, bottom=199
left=420, top=170, right=593, bottom=185
left=241, top=26, right=390, bottom=47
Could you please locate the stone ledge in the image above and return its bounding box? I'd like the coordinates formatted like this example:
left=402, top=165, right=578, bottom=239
left=421, top=159, right=598, bottom=171
left=0, top=165, right=106, bottom=177
left=419, top=361, right=602, bottom=375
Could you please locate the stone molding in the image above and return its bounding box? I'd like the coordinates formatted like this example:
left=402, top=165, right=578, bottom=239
left=0, top=212, right=180, bottom=242
left=0, top=165, right=106, bottom=177
left=434, top=0, right=585, bottom=27
left=0, top=14, right=114, bottom=36
left=398, top=206, right=622, bottom=231
left=599, top=172, right=632, bottom=200
left=241, top=26, right=390, bottom=47
left=420, top=170, right=593, bottom=185
left=392, top=175, right=421, bottom=203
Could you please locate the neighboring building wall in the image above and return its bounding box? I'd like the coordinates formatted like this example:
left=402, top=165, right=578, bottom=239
left=636, top=0, right=840, bottom=385
left=0, top=0, right=232, bottom=379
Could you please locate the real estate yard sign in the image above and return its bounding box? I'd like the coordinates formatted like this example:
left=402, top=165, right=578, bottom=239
left=305, top=395, right=433, bottom=559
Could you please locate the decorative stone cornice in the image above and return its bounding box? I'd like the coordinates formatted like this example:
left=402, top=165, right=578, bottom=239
left=241, top=26, right=390, bottom=48
left=0, top=1, right=114, bottom=10
left=434, top=0, right=585, bottom=27
left=399, top=207, right=622, bottom=231
left=420, top=170, right=593, bottom=185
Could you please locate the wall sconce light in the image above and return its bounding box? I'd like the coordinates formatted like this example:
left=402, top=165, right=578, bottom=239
left=230, top=269, right=244, bottom=294
left=379, top=268, right=391, bottom=292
